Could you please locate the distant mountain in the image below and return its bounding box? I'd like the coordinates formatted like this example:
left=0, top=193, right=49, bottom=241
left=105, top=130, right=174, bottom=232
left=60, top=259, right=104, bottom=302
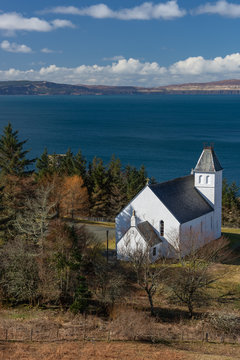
left=1, top=79, right=240, bottom=95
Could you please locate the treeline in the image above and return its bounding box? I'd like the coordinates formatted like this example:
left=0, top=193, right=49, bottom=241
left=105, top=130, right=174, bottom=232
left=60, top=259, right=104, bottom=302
left=0, top=123, right=149, bottom=312
left=36, top=148, right=152, bottom=219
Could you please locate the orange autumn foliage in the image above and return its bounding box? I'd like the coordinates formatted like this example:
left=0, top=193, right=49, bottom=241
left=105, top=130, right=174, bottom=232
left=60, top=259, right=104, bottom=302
left=59, top=175, right=89, bottom=219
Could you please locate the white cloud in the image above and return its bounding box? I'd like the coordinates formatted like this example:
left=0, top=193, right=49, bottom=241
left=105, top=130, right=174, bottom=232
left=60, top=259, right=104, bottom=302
left=103, top=55, right=125, bottom=61
left=195, top=0, right=240, bottom=17
left=170, top=53, right=240, bottom=75
left=44, top=1, right=186, bottom=20
left=2, top=54, right=240, bottom=86
left=41, top=48, right=54, bottom=53
left=41, top=48, right=62, bottom=54
left=0, top=40, right=32, bottom=53
left=0, top=12, right=74, bottom=33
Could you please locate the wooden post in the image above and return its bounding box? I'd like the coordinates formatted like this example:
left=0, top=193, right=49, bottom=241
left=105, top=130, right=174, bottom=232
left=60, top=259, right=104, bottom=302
left=106, top=230, right=109, bottom=263
left=83, top=313, right=86, bottom=341
left=205, top=332, right=208, bottom=342
left=30, top=328, right=33, bottom=341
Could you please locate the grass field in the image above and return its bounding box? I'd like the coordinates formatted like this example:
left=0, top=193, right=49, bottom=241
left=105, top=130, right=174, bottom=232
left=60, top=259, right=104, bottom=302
left=1, top=340, right=240, bottom=360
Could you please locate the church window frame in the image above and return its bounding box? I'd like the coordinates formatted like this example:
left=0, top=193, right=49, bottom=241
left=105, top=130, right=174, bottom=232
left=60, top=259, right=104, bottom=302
left=199, top=175, right=203, bottom=184
left=206, top=175, right=210, bottom=184
left=153, top=247, right=156, bottom=256
left=160, top=220, right=164, bottom=236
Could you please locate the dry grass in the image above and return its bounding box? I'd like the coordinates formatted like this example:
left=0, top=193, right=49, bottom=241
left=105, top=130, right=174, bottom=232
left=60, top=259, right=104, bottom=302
left=1, top=340, right=240, bottom=360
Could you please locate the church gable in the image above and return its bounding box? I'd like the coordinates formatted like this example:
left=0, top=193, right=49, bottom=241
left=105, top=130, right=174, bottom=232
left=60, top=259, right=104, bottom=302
left=115, top=185, right=180, bottom=245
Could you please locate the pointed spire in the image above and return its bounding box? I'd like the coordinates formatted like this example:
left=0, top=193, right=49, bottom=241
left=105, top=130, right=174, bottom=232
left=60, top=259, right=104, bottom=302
left=194, top=146, right=223, bottom=172
left=131, top=210, right=137, bottom=227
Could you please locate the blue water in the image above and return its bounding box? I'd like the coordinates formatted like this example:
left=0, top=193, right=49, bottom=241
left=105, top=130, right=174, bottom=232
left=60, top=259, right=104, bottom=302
left=0, top=95, right=239, bottom=183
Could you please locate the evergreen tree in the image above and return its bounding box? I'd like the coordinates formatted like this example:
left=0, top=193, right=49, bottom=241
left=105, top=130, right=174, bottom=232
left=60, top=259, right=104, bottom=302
left=36, top=148, right=50, bottom=179
left=108, top=155, right=127, bottom=216
left=73, top=150, right=87, bottom=180
left=59, top=148, right=75, bottom=175
left=125, top=164, right=147, bottom=201
left=90, top=157, right=110, bottom=217
left=0, top=123, right=35, bottom=176
left=0, top=185, right=9, bottom=244
left=70, top=275, right=91, bottom=314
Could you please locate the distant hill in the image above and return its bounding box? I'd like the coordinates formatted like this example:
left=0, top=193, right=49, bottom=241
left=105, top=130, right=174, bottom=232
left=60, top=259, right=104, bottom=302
left=1, top=79, right=240, bottom=95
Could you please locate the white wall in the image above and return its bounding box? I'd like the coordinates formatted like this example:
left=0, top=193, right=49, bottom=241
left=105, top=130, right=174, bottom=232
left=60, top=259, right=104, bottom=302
left=194, top=170, right=222, bottom=239
left=115, top=185, right=180, bottom=251
left=117, top=226, right=163, bottom=262
left=180, top=211, right=215, bottom=256
left=117, top=226, right=147, bottom=259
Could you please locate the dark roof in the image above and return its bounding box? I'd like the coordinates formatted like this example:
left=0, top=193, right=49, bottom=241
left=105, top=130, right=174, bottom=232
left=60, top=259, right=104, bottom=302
left=137, top=221, right=161, bottom=246
left=194, top=147, right=223, bottom=172
left=149, top=175, right=213, bottom=224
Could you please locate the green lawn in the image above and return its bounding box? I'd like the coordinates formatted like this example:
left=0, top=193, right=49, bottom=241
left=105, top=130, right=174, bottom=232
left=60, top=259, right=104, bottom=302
left=222, top=227, right=240, bottom=249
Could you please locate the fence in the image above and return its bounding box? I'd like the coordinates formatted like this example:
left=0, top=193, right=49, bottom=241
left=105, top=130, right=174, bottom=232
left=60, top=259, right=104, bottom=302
left=0, top=318, right=240, bottom=344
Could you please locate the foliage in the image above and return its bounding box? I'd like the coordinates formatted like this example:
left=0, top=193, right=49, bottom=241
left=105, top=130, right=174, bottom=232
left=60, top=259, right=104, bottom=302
left=59, top=175, right=89, bottom=219
left=0, top=238, right=39, bottom=304
left=70, top=275, right=91, bottom=314
left=0, top=123, right=35, bottom=176
left=222, top=178, right=240, bottom=226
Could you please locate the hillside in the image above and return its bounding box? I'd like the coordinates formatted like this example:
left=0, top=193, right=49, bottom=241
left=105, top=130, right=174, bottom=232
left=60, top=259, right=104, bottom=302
left=2, top=79, right=240, bottom=95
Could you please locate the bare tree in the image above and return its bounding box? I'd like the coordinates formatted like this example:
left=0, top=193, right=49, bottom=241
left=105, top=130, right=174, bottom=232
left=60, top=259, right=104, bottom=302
left=93, top=261, right=127, bottom=315
left=0, top=237, right=39, bottom=304
left=14, top=184, right=56, bottom=249
left=122, top=236, right=167, bottom=316
left=166, top=230, right=231, bottom=318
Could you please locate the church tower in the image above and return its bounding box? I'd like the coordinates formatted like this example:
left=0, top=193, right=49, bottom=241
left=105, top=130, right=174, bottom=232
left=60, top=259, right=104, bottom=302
left=193, top=146, right=223, bottom=238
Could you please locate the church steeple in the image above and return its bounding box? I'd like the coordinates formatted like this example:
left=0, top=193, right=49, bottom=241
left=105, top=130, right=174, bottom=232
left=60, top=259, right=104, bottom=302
left=194, top=146, right=223, bottom=173
left=193, top=146, right=222, bottom=239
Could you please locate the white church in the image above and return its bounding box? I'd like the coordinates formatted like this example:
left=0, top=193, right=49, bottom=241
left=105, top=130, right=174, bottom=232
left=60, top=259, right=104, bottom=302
left=116, top=146, right=223, bottom=260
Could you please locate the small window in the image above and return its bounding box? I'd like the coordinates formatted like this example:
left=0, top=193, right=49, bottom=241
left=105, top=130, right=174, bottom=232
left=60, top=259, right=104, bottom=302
left=160, top=220, right=164, bottom=236
left=206, top=175, right=210, bottom=184
left=153, top=247, right=156, bottom=256
left=199, top=175, right=203, bottom=184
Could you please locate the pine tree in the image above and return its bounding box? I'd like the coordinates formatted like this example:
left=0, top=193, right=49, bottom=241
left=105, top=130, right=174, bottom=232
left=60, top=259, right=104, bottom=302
left=70, top=276, right=91, bottom=314
left=108, top=155, right=127, bottom=216
left=59, top=148, right=75, bottom=175
left=125, top=164, right=147, bottom=201
left=90, top=157, right=110, bottom=217
left=0, top=123, right=35, bottom=176
left=73, top=150, right=87, bottom=180
left=36, top=148, right=50, bottom=179
left=0, top=185, right=9, bottom=243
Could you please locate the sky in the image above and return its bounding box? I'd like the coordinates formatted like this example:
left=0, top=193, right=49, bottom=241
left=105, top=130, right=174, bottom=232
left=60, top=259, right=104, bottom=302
left=1, top=0, right=240, bottom=86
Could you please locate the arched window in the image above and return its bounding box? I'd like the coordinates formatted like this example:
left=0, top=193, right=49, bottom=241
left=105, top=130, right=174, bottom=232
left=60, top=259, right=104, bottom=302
left=160, top=220, right=164, bottom=236
left=199, top=175, right=203, bottom=184
left=206, top=175, right=210, bottom=184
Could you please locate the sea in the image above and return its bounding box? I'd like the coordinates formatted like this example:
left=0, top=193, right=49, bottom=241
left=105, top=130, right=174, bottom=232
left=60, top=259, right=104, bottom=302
left=0, top=94, right=239, bottom=183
